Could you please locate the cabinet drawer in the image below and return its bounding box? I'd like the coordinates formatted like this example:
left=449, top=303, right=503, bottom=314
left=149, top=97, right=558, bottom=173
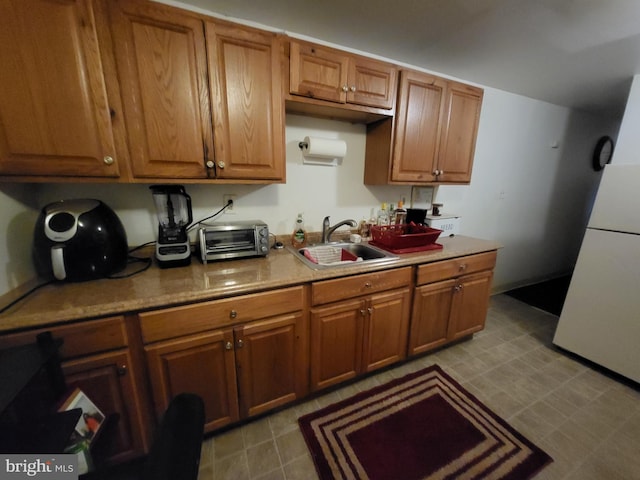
left=311, top=267, right=412, bottom=306
left=416, top=251, right=497, bottom=286
left=0, top=316, right=128, bottom=359
left=139, top=286, right=304, bottom=343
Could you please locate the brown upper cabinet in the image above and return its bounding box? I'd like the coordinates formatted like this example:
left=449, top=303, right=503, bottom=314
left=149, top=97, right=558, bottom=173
left=108, top=0, right=213, bottom=180
left=365, top=69, right=483, bottom=185
left=108, top=0, right=285, bottom=182
left=0, top=0, right=127, bottom=180
left=206, top=22, right=285, bottom=181
left=288, top=40, right=398, bottom=119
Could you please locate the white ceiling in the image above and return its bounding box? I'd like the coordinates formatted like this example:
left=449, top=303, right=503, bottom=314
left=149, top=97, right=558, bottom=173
left=176, top=0, right=640, bottom=118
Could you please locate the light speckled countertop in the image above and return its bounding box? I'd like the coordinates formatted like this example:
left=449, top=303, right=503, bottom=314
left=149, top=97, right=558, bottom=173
left=0, top=236, right=500, bottom=333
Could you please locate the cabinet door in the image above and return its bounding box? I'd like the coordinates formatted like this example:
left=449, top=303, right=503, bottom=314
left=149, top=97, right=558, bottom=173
left=409, top=279, right=456, bottom=356
left=63, top=349, right=145, bottom=465
left=347, top=57, right=397, bottom=110
left=437, top=81, right=483, bottom=183
left=448, top=271, right=493, bottom=341
left=145, top=330, right=239, bottom=433
left=109, top=0, right=213, bottom=178
left=362, top=288, right=411, bottom=372
left=310, top=299, right=364, bottom=392
left=0, top=0, right=120, bottom=178
left=207, top=22, right=284, bottom=180
left=289, top=42, right=349, bottom=103
left=234, top=312, right=307, bottom=418
left=391, top=70, right=446, bottom=182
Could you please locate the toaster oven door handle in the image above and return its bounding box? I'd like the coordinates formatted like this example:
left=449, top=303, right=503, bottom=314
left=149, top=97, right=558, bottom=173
left=51, top=245, right=67, bottom=281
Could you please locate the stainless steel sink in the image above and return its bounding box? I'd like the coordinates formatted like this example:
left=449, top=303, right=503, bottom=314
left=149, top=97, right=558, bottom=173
left=288, top=242, right=398, bottom=270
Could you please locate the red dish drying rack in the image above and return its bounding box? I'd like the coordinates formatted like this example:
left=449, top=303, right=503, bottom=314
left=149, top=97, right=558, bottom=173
left=369, top=223, right=443, bottom=254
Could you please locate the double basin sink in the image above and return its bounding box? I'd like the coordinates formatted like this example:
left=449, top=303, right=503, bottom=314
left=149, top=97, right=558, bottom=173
left=288, top=242, right=398, bottom=270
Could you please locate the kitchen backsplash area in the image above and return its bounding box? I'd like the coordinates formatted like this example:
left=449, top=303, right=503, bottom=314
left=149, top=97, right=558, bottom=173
left=0, top=76, right=620, bottom=298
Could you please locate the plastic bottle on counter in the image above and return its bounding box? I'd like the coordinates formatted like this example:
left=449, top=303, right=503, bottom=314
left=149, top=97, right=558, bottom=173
left=395, top=199, right=407, bottom=225
left=291, top=213, right=307, bottom=248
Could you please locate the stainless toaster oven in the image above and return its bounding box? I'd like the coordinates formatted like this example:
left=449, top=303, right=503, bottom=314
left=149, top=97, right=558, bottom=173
left=197, top=221, right=269, bottom=263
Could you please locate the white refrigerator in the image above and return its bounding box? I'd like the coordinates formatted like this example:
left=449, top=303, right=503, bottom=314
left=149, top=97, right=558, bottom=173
left=553, top=163, right=640, bottom=383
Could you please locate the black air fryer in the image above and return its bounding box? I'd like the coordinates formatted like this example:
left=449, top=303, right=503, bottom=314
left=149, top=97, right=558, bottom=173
left=33, top=199, right=128, bottom=282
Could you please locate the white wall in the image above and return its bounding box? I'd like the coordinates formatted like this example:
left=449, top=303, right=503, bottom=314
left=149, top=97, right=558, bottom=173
left=0, top=184, right=42, bottom=294
left=612, top=74, right=640, bottom=165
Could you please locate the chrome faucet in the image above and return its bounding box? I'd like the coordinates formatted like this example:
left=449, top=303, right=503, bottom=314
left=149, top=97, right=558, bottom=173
left=322, top=216, right=357, bottom=243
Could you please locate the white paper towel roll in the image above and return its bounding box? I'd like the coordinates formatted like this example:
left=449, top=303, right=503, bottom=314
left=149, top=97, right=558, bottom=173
left=301, top=136, right=347, bottom=159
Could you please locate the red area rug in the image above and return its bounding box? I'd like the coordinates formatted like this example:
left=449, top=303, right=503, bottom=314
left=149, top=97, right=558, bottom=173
left=299, top=365, right=552, bottom=480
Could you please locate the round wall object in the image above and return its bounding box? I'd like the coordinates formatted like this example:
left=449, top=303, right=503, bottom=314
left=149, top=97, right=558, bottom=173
left=592, top=136, right=614, bottom=171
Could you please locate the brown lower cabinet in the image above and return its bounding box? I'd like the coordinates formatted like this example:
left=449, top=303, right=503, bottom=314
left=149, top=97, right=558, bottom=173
left=309, top=267, right=412, bottom=392
left=409, top=252, right=496, bottom=355
left=138, top=286, right=308, bottom=433
left=0, top=249, right=498, bottom=469
left=0, top=316, right=150, bottom=466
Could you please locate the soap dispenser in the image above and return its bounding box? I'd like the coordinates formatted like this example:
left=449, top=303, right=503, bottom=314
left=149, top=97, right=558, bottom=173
left=291, top=213, right=307, bottom=248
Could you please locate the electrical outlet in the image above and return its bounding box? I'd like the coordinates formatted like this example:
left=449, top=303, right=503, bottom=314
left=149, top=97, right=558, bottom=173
left=223, top=194, right=237, bottom=214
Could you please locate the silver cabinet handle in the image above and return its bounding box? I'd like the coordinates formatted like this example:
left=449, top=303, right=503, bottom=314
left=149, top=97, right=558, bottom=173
left=230, top=310, right=237, bottom=319
left=350, top=86, right=356, bottom=92
left=342, top=85, right=349, bottom=92
left=217, top=161, right=225, bottom=169
left=103, top=156, right=114, bottom=165
left=237, top=339, right=244, bottom=348
left=225, top=341, right=233, bottom=350
left=206, top=160, right=214, bottom=169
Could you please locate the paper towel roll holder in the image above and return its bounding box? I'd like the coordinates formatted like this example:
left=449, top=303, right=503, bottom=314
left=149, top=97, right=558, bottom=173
left=298, top=141, right=308, bottom=150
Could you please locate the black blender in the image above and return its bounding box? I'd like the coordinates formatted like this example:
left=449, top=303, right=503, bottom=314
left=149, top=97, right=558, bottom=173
left=150, top=185, right=193, bottom=268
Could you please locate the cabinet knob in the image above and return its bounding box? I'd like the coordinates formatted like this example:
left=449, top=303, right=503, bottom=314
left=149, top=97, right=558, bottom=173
left=367, top=307, right=373, bottom=315
left=225, top=341, right=233, bottom=350
left=217, top=161, right=225, bottom=169
left=432, top=169, right=439, bottom=176
left=342, top=85, right=349, bottom=92
left=230, top=310, right=238, bottom=319
left=360, top=309, right=367, bottom=316
left=458, top=263, right=467, bottom=272
left=117, top=364, right=128, bottom=376
left=454, top=284, right=463, bottom=292
left=103, top=156, right=114, bottom=166
left=237, top=339, right=244, bottom=348
left=350, top=85, right=356, bottom=92
left=206, top=160, right=214, bottom=169
left=364, top=281, right=372, bottom=289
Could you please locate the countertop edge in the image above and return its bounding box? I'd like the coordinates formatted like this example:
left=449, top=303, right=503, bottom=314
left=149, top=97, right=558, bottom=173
left=0, top=236, right=502, bottom=334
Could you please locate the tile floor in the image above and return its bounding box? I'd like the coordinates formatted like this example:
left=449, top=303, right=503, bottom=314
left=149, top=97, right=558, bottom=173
left=197, top=294, right=640, bottom=480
